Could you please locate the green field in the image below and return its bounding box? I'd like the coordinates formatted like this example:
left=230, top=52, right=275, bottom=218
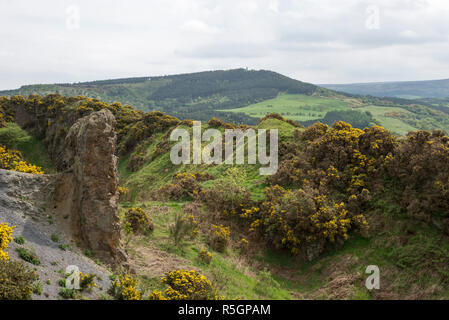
left=223, top=94, right=349, bottom=122
left=357, top=105, right=419, bottom=135
left=224, top=93, right=449, bottom=136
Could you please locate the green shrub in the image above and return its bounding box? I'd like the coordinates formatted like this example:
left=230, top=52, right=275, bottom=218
left=208, top=224, right=230, bottom=253
left=384, top=129, right=449, bottom=221
left=84, top=249, right=93, bottom=257
left=0, top=260, right=38, bottom=300
left=0, top=122, right=31, bottom=149
left=159, top=173, right=202, bottom=200
left=254, top=268, right=280, bottom=297
left=124, top=208, right=154, bottom=234
left=208, top=117, right=224, bottom=128
left=16, top=247, right=40, bottom=266
left=199, top=168, right=251, bottom=215
left=80, top=272, right=97, bottom=291
left=127, top=152, right=146, bottom=172
left=59, top=288, right=77, bottom=299
left=33, top=281, right=43, bottom=295
left=169, top=213, right=199, bottom=247
left=237, top=237, right=249, bottom=254
left=58, top=279, right=66, bottom=287
left=14, top=236, right=25, bottom=245
left=197, top=249, right=213, bottom=265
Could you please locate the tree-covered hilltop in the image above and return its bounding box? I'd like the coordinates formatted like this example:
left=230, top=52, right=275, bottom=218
left=0, top=69, right=319, bottom=125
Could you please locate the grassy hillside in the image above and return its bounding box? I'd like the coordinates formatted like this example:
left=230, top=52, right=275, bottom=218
left=3, top=94, right=449, bottom=300
left=320, top=78, right=449, bottom=99
left=225, top=93, right=449, bottom=135
left=223, top=94, right=349, bottom=122
left=116, top=115, right=449, bottom=300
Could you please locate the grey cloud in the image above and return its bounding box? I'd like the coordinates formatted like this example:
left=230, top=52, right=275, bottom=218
left=176, top=43, right=270, bottom=59
left=1, top=0, right=449, bottom=89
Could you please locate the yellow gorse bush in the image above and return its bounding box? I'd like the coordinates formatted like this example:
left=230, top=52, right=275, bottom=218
left=0, top=223, right=15, bottom=261
left=149, top=270, right=223, bottom=300
left=197, top=249, right=213, bottom=264
left=118, top=186, right=129, bottom=201
left=212, top=224, right=230, bottom=241
left=124, top=207, right=153, bottom=234
left=0, top=145, right=43, bottom=174
left=79, top=272, right=97, bottom=291
left=237, top=237, right=250, bottom=253
left=208, top=224, right=230, bottom=252
left=187, top=214, right=200, bottom=237
left=0, top=259, right=38, bottom=300
left=244, top=185, right=369, bottom=258
left=110, top=274, right=141, bottom=300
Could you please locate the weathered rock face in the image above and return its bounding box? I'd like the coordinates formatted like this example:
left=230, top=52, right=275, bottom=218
left=52, top=109, right=126, bottom=267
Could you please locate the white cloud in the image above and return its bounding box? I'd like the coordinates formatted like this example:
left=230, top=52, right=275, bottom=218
left=400, top=30, right=419, bottom=39
left=0, top=0, right=449, bottom=89
left=181, top=20, right=220, bottom=35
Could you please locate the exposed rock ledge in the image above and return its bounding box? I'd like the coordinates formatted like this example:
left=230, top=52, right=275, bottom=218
left=4, top=109, right=127, bottom=269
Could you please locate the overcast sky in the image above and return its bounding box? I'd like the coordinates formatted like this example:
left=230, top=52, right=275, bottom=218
left=1, top=0, right=449, bottom=90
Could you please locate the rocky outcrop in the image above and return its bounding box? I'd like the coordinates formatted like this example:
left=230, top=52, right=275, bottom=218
left=10, top=106, right=126, bottom=268
left=0, top=169, right=113, bottom=300
left=52, top=109, right=126, bottom=268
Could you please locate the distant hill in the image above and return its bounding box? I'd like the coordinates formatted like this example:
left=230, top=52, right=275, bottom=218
left=3, top=69, right=449, bottom=134
left=0, top=69, right=319, bottom=124
left=320, top=78, right=449, bottom=99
